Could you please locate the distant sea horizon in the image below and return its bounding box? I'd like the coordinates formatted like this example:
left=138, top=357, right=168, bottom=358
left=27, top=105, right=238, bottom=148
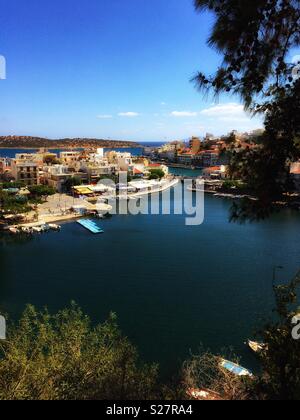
left=0, top=142, right=165, bottom=159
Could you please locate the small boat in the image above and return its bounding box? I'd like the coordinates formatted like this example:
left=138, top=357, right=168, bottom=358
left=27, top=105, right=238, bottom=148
left=9, top=227, right=18, bottom=235
left=48, top=223, right=61, bottom=231
left=21, top=227, right=32, bottom=234
left=220, top=359, right=253, bottom=378
left=187, top=388, right=223, bottom=401
left=32, top=227, right=43, bottom=233
left=247, top=340, right=266, bottom=354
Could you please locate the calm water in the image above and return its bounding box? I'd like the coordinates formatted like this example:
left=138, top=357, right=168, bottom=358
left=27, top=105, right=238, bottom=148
left=1, top=186, right=300, bottom=377
left=0, top=143, right=164, bottom=159
left=168, top=167, right=202, bottom=177
left=0, top=147, right=145, bottom=158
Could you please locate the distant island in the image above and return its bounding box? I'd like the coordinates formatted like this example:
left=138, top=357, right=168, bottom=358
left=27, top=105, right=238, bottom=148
left=0, top=136, right=141, bottom=149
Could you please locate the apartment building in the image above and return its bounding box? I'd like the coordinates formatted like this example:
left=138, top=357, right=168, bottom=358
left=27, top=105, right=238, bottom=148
left=10, top=159, right=39, bottom=186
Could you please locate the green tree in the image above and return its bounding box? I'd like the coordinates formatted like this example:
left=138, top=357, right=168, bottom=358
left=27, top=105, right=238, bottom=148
left=193, top=0, right=300, bottom=220
left=248, top=270, right=300, bottom=400
left=64, top=176, right=83, bottom=192
left=0, top=304, right=159, bottom=400
left=148, top=169, right=165, bottom=180
left=0, top=190, right=31, bottom=215
left=28, top=185, right=56, bottom=198
left=194, top=0, right=300, bottom=107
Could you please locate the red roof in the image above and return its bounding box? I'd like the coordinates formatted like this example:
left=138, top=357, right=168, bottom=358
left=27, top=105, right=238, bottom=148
left=204, top=166, right=221, bottom=173
left=148, top=163, right=162, bottom=167
left=133, top=168, right=143, bottom=174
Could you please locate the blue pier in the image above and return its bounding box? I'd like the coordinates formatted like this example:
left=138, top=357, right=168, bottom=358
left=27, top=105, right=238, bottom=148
left=77, top=219, right=104, bottom=234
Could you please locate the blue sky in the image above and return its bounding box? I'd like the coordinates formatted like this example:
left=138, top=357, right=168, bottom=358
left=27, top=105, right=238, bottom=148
left=0, top=0, right=264, bottom=141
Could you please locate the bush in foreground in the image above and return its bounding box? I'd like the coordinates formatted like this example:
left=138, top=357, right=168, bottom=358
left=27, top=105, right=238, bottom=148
left=0, top=304, right=159, bottom=400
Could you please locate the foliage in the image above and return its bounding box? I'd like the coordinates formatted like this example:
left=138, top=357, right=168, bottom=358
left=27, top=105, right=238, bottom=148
left=194, top=0, right=300, bottom=107
left=182, top=271, right=300, bottom=400
left=0, top=190, right=31, bottom=215
left=64, top=176, right=83, bottom=192
left=148, top=169, right=165, bottom=180
left=220, top=180, right=248, bottom=192
left=0, top=181, right=26, bottom=189
left=193, top=0, right=300, bottom=221
left=248, top=270, right=300, bottom=400
left=28, top=185, right=56, bottom=198
left=182, top=351, right=250, bottom=400
left=0, top=304, right=159, bottom=400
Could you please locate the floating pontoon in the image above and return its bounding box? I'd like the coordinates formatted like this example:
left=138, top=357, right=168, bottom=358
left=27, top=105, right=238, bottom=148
left=77, top=219, right=104, bottom=234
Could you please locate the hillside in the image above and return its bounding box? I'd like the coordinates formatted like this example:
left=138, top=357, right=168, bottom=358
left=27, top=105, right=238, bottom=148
left=0, top=136, right=141, bottom=149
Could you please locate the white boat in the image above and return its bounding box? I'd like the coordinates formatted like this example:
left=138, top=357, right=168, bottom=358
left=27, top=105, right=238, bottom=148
left=187, top=388, right=223, bottom=401
left=48, top=224, right=61, bottom=231
left=32, top=227, right=43, bottom=233
left=21, top=227, right=32, bottom=234
left=220, top=359, right=253, bottom=378
left=247, top=340, right=266, bottom=354
left=9, top=227, right=18, bottom=235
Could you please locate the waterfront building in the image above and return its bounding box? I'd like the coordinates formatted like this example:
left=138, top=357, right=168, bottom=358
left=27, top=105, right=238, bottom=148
left=10, top=158, right=39, bottom=186
left=201, top=150, right=219, bottom=167
left=290, top=162, right=300, bottom=192
left=79, top=161, right=115, bottom=183
left=42, top=164, right=87, bottom=192
left=105, top=151, right=133, bottom=171
left=177, top=150, right=194, bottom=165
left=116, top=153, right=134, bottom=172
left=189, top=137, right=201, bottom=154
left=203, top=165, right=227, bottom=179
left=59, top=151, right=81, bottom=167
left=146, top=163, right=169, bottom=176
left=15, top=150, right=58, bottom=166
left=0, top=158, right=11, bottom=178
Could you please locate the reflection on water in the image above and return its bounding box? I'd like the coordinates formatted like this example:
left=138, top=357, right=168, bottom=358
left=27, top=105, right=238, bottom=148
left=1, top=184, right=300, bottom=377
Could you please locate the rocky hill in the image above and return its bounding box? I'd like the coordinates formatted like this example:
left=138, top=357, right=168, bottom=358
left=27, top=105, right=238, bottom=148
left=0, top=136, right=140, bottom=149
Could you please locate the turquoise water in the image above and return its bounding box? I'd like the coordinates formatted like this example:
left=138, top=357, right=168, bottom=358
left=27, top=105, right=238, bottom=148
left=168, top=167, right=202, bottom=177
left=1, top=187, right=300, bottom=377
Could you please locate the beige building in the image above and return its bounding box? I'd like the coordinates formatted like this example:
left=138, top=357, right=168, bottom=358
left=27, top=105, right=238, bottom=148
left=189, top=137, right=201, bottom=154
left=11, top=159, right=39, bottom=186
left=59, top=151, right=81, bottom=167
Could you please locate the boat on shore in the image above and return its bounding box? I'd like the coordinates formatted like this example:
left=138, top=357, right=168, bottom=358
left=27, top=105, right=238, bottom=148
left=7, top=222, right=61, bottom=235
left=220, top=359, right=253, bottom=378
left=48, top=223, right=61, bottom=231
left=247, top=340, right=266, bottom=354
left=186, top=388, right=223, bottom=401
left=8, top=227, right=18, bottom=235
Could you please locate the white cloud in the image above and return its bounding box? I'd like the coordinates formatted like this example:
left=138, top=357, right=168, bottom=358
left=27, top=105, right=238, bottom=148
left=171, top=111, right=198, bottom=118
left=118, top=112, right=139, bottom=117
left=97, top=114, right=113, bottom=119
left=200, top=103, right=245, bottom=119
left=199, top=102, right=263, bottom=134
left=161, top=102, right=167, bottom=106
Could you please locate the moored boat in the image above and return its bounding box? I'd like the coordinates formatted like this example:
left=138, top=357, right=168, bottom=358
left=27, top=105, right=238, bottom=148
left=220, top=359, right=253, bottom=378
left=247, top=340, right=266, bottom=354
left=9, top=227, right=18, bottom=235
left=48, top=223, right=61, bottom=231
left=187, top=388, right=223, bottom=401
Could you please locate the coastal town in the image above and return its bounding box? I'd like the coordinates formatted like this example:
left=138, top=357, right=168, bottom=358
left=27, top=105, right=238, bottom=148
left=1, top=128, right=300, bottom=233
left=0, top=145, right=176, bottom=232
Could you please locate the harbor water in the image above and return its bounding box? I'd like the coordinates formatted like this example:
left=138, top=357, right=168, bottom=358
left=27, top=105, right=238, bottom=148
left=1, top=185, right=300, bottom=377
